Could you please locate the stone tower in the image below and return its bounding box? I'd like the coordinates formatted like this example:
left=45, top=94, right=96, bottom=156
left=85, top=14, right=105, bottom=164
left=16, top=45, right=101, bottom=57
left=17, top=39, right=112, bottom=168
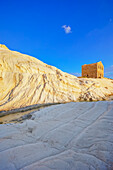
left=82, top=61, right=104, bottom=78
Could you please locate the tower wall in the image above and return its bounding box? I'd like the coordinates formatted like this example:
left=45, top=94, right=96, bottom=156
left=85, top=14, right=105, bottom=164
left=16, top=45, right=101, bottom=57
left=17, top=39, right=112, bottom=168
left=97, top=62, right=104, bottom=78
left=82, top=63, right=97, bottom=78
left=82, top=62, right=104, bottom=78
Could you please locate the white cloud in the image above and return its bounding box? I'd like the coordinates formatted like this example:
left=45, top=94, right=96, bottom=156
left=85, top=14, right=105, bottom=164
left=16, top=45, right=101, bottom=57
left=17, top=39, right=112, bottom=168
left=109, top=18, right=112, bottom=23
left=71, top=73, right=81, bottom=77
left=62, top=25, right=72, bottom=34
left=104, top=65, right=113, bottom=79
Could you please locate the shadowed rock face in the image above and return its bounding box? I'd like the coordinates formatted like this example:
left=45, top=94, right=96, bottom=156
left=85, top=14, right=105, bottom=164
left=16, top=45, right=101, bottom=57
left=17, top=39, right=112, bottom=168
left=0, top=45, right=113, bottom=111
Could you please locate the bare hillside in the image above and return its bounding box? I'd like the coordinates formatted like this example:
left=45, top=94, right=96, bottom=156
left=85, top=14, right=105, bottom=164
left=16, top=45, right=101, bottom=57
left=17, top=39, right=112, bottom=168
left=0, top=45, right=113, bottom=111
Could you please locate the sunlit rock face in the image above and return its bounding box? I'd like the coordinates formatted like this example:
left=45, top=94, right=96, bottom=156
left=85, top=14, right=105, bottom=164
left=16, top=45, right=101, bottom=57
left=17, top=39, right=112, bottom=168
left=0, top=44, right=113, bottom=111
left=0, top=45, right=80, bottom=111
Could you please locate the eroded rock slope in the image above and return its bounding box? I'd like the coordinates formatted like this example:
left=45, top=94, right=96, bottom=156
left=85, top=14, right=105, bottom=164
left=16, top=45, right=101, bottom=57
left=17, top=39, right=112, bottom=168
left=0, top=45, right=113, bottom=111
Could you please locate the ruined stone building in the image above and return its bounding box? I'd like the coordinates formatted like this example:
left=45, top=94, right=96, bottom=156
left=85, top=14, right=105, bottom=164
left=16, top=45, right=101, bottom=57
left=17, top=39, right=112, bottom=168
left=82, top=61, right=104, bottom=78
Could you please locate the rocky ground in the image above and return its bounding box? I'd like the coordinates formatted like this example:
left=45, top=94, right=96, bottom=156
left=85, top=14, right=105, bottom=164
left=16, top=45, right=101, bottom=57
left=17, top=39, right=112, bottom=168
left=0, top=44, right=113, bottom=112
left=0, top=101, right=113, bottom=170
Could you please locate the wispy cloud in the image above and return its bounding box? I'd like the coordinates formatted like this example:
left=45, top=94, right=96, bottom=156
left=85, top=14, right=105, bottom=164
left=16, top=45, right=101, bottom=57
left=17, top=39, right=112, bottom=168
left=62, top=25, right=72, bottom=34
left=71, top=73, right=81, bottom=77
left=109, top=18, right=112, bottom=23
left=104, top=65, right=113, bottom=79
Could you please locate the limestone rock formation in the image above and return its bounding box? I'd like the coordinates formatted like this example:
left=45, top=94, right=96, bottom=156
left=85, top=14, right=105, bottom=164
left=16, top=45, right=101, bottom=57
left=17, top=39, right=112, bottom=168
left=0, top=44, right=113, bottom=111
left=0, top=101, right=113, bottom=169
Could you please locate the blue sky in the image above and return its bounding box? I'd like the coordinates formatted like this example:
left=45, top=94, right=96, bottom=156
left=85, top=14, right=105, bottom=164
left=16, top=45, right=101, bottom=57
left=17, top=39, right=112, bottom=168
left=0, top=0, right=113, bottom=77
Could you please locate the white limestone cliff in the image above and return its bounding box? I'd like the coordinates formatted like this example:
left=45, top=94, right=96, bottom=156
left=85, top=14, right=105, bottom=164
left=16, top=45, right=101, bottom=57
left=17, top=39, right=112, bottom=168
left=0, top=45, right=113, bottom=111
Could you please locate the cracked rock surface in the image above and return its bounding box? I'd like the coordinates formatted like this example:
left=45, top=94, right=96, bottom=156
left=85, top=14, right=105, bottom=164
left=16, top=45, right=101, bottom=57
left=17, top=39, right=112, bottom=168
left=0, top=101, right=113, bottom=169
left=0, top=45, right=113, bottom=111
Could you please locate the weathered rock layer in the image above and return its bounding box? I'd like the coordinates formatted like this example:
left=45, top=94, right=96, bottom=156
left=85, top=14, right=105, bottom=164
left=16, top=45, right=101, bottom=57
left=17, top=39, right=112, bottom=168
left=0, top=45, right=113, bottom=111
left=0, top=101, right=113, bottom=169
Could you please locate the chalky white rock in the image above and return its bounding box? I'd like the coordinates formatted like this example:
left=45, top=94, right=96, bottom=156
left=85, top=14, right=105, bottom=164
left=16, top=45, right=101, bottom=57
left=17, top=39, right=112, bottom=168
left=0, top=101, right=113, bottom=169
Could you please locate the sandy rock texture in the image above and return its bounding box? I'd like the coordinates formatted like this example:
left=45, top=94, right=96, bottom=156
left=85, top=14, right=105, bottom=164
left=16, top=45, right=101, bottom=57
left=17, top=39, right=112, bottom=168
left=0, top=101, right=113, bottom=169
left=0, top=45, right=113, bottom=111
